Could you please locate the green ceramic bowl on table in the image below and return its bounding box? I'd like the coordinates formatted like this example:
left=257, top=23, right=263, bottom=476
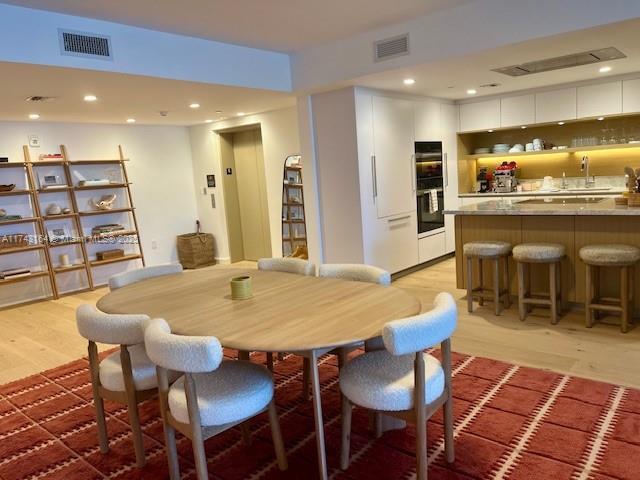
left=230, top=275, right=253, bottom=300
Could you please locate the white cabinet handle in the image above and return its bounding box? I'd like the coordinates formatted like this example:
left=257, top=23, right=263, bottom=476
left=371, top=155, right=378, bottom=199
left=387, top=214, right=411, bottom=223
left=411, top=154, right=416, bottom=193
left=444, top=152, right=449, bottom=187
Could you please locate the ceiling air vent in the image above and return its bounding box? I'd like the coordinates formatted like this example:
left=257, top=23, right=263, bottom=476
left=374, top=34, right=409, bottom=62
left=25, top=96, right=57, bottom=103
left=492, top=47, right=626, bottom=77
left=58, top=29, right=113, bottom=60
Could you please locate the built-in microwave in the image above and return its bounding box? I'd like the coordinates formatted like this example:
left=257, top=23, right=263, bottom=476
left=415, top=141, right=445, bottom=237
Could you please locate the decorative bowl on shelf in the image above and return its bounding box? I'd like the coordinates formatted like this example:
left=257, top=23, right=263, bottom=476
left=0, top=184, right=16, bottom=192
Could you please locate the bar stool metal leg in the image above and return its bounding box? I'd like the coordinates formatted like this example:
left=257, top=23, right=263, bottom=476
left=517, top=261, right=526, bottom=321
left=493, top=258, right=501, bottom=316
left=621, top=266, right=630, bottom=333
left=585, top=264, right=594, bottom=328
left=466, top=257, right=473, bottom=313
left=549, top=262, right=558, bottom=324
left=478, top=259, right=484, bottom=306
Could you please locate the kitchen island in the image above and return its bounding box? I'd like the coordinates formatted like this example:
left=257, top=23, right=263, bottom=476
left=445, top=198, right=640, bottom=307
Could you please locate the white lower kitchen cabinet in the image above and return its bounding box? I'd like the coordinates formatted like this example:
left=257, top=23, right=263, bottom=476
left=365, top=213, right=420, bottom=274
left=419, top=232, right=446, bottom=264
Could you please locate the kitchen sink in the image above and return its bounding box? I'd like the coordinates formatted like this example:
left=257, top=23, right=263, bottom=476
left=518, top=197, right=607, bottom=204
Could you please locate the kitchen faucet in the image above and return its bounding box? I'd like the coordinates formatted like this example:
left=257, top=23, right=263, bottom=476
left=581, top=155, right=596, bottom=188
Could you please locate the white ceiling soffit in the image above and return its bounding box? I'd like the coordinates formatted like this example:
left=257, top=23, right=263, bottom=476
left=351, top=18, right=640, bottom=100
left=291, top=0, right=640, bottom=92
left=0, top=62, right=296, bottom=125
left=0, top=0, right=475, bottom=52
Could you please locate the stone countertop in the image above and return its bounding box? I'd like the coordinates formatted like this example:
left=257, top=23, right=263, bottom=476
left=444, top=197, right=640, bottom=216
left=458, top=188, right=625, bottom=198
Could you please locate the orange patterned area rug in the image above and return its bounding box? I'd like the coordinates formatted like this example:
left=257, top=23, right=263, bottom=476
left=1, top=349, right=639, bottom=479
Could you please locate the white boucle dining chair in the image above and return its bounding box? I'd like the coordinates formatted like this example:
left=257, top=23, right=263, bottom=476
left=257, top=257, right=316, bottom=276
left=318, top=263, right=391, bottom=286
left=108, top=263, right=184, bottom=291
left=76, top=304, right=171, bottom=468
left=339, top=292, right=457, bottom=480
left=144, top=318, right=288, bottom=480
left=254, top=257, right=317, bottom=370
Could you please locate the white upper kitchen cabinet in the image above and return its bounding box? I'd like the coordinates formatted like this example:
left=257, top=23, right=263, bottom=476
left=500, top=94, right=535, bottom=127
left=459, top=99, right=500, bottom=132
left=577, top=81, right=622, bottom=118
left=414, top=99, right=441, bottom=140
left=372, top=95, right=415, bottom=219
left=623, top=79, right=640, bottom=114
left=535, top=87, right=577, bottom=123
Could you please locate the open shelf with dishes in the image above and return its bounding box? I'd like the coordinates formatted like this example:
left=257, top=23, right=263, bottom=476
left=457, top=114, right=640, bottom=194
left=0, top=144, right=145, bottom=307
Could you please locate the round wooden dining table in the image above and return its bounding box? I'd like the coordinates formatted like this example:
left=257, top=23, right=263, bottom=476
left=97, top=267, right=421, bottom=479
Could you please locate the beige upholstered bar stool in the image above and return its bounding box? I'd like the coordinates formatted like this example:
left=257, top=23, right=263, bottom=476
left=464, top=241, right=512, bottom=315
left=579, top=244, right=640, bottom=333
left=513, top=243, right=566, bottom=324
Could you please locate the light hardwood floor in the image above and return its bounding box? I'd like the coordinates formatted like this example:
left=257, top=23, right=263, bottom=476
left=2, top=258, right=639, bottom=388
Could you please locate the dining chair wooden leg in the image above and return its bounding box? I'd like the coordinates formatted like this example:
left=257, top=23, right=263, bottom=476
left=266, top=352, right=274, bottom=372
left=156, top=367, right=180, bottom=480
left=240, top=422, right=252, bottom=446
left=337, top=347, right=347, bottom=370
left=267, top=400, right=288, bottom=471
left=442, top=339, right=455, bottom=464
left=185, top=373, right=209, bottom=480
left=87, top=341, right=109, bottom=454
left=340, top=395, right=352, bottom=470
left=120, top=345, right=146, bottom=468
left=374, top=412, right=383, bottom=439
left=302, top=357, right=311, bottom=400
left=414, top=351, right=427, bottom=480
left=309, top=350, right=328, bottom=480
left=517, top=261, right=526, bottom=321
left=493, top=258, right=501, bottom=316
left=466, top=257, right=473, bottom=313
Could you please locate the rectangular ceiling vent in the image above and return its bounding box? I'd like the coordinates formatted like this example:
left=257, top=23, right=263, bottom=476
left=58, top=29, right=113, bottom=60
left=374, top=34, right=409, bottom=62
left=492, top=47, right=626, bottom=77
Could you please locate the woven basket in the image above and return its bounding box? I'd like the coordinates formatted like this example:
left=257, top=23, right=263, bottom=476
left=177, top=232, right=215, bottom=269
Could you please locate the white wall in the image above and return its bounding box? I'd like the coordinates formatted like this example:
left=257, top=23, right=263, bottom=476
left=0, top=3, right=291, bottom=92
left=0, top=121, right=198, bottom=266
left=188, top=107, right=301, bottom=262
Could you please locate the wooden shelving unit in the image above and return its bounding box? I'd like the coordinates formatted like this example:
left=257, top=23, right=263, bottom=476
left=281, top=155, right=308, bottom=258
left=0, top=144, right=145, bottom=308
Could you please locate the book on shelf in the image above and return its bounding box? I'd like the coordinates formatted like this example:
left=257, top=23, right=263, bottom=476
left=0, top=215, right=23, bottom=222
left=92, top=224, right=126, bottom=235
left=0, top=268, right=31, bottom=279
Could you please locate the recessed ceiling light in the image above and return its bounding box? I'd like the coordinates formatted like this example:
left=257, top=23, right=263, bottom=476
left=237, top=112, right=245, bottom=116
left=466, top=89, right=477, bottom=95
left=189, top=103, right=200, bottom=109
left=403, top=78, right=416, bottom=85
left=83, top=95, right=97, bottom=102
left=520, top=125, right=527, bottom=129
left=205, top=119, right=213, bottom=123
left=599, top=66, right=612, bottom=73
left=558, top=121, right=565, bottom=125
left=28, top=113, right=40, bottom=120
left=597, top=116, right=605, bottom=121
left=488, top=129, right=494, bottom=133
left=126, top=118, right=136, bottom=123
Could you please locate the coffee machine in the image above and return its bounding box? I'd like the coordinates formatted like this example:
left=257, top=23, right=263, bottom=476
left=493, top=161, right=519, bottom=193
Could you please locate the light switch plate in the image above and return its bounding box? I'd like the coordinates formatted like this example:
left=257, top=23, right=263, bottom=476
left=28, top=134, right=40, bottom=147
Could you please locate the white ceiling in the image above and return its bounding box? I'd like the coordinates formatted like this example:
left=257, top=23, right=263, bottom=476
left=0, top=0, right=476, bottom=52
left=355, top=19, right=640, bottom=100
left=0, top=62, right=295, bottom=125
